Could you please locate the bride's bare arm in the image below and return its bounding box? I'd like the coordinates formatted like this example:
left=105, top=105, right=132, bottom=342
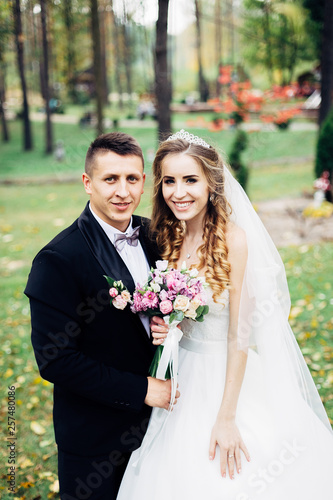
left=209, top=224, right=251, bottom=478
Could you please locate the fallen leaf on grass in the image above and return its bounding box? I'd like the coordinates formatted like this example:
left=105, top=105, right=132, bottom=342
left=30, top=422, right=46, bottom=435
left=49, top=479, right=59, bottom=493
left=19, top=458, right=34, bottom=469
left=4, top=368, right=14, bottom=378
left=39, top=439, right=53, bottom=448
left=38, top=472, right=53, bottom=479
left=19, top=481, right=34, bottom=488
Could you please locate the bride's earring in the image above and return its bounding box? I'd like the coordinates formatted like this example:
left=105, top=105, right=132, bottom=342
left=209, top=193, right=217, bottom=206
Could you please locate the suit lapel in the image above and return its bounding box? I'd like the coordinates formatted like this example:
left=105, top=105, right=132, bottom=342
left=133, top=214, right=158, bottom=269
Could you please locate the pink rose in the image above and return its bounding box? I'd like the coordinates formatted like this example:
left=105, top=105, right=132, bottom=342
left=109, top=287, right=118, bottom=298
left=112, top=296, right=127, bottom=310
left=159, top=300, right=173, bottom=315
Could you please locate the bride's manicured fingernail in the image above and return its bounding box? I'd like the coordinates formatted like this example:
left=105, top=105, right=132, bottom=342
left=209, top=455, right=213, bottom=460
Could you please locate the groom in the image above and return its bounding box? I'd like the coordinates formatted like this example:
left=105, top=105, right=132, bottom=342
left=25, top=132, right=177, bottom=500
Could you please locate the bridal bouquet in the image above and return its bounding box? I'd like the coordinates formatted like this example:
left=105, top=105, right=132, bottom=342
left=130, top=260, right=209, bottom=380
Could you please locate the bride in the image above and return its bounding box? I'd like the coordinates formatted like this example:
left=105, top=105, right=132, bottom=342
left=117, top=130, right=333, bottom=499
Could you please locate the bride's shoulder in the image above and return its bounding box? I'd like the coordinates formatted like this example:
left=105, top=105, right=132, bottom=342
left=226, top=222, right=248, bottom=260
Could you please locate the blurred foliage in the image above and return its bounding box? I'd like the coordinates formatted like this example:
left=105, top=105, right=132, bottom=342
left=315, top=108, right=333, bottom=179
left=242, top=0, right=318, bottom=85
left=229, top=129, right=249, bottom=191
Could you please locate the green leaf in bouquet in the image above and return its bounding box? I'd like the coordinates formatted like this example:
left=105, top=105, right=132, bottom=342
left=196, top=305, right=204, bottom=316
left=195, top=305, right=209, bottom=322
left=170, top=310, right=184, bottom=323
left=104, top=275, right=116, bottom=288
left=202, top=305, right=209, bottom=315
left=142, top=308, right=163, bottom=318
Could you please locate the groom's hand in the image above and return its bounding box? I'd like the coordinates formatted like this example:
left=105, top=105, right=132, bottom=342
left=144, top=377, right=180, bottom=410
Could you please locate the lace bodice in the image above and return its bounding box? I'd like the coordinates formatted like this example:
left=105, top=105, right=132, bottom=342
left=181, top=287, right=229, bottom=343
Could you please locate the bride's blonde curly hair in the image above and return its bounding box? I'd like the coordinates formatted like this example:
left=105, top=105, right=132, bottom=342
left=150, top=138, right=231, bottom=303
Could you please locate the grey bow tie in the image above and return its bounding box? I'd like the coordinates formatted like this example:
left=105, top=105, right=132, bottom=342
left=114, top=226, right=140, bottom=251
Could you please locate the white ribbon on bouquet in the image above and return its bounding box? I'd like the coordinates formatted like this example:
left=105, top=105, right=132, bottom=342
left=132, top=316, right=183, bottom=471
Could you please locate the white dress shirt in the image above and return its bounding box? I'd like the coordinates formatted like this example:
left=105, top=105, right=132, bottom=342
left=89, top=204, right=151, bottom=335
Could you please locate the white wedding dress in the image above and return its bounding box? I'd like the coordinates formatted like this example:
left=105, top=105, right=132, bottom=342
left=117, top=287, right=333, bottom=500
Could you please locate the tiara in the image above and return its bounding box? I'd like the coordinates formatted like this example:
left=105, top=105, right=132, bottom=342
left=166, top=129, right=210, bottom=148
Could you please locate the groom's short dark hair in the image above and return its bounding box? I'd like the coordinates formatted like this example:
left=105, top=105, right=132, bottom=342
left=85, top=132, right=144, bottom=176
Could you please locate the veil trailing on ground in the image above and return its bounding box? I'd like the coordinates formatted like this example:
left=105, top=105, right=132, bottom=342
left=223, top=165, right=332, bottom=434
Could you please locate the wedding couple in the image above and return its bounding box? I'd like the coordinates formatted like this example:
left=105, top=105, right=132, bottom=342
left=26, top=131, right=333, bottom=500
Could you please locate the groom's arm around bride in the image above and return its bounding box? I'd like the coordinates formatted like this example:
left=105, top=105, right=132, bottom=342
left=25, top=132, right=177, bottom=500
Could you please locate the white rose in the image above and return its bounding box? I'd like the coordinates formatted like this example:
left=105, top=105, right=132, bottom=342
left=184, top=306, right=197, bottom=320
left=151, top=282, right=161, bottom=293
left=189, top=268, right=199, bottom=278
left=190, top=298, right=201, bottom=310
left=155, top=260, right=169, bottom=271
left=174, top=295, right=190, bottom=312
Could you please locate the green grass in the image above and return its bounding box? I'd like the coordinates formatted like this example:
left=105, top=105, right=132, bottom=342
left=1, top=119, right=316, bottom=177
left=0, top=119, right=317, bottom=207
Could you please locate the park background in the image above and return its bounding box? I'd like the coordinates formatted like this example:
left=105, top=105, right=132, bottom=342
left=1, top=0, right=333, bottom=498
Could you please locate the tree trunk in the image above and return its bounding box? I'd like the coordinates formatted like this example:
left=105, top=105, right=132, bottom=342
left=62, top=0, right=77, bottom=100
left=121, top=10, right=133, bottom=105
left=263, top=0, right=274, bottom=85
left=12, top=0, right=33, bottom=151
left=0, top=42, right=9, bottom=142
left=319, top=0, right=333, bottom=126
left=99, top=6, right=109, bottom=105
left=90, top=0, right=104, bottom=135
left=0, top=67, right=9, bottom=142
left=155, top=0, right=171, bottom=140
left=40, top=0, right=53, bottom=154
left=194, top=0, right=209, bottom=102
left=110, top=6, right=124, bottom=109
left=215, top=0, right=223, bottom=98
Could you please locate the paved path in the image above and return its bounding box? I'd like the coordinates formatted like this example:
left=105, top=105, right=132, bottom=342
left=28, top=112, right=319, bottom=132
left=256, top=197, right=333, bottom=247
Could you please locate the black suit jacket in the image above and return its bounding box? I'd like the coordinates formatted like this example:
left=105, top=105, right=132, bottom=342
left=25, top=203, right=159, bottom=456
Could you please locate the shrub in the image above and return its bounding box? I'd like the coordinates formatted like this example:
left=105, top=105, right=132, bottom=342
left=315, top=108, right=333, bottom=184
left=229, top=129, right=249, bottom=192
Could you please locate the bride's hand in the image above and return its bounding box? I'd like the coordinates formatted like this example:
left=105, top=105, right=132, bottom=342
left=150, top=316, right=169, bottom=345
left=209, top=417, right=250, bottom=479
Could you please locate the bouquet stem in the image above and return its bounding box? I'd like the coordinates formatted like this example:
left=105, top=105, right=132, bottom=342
left=149, top=345, right=172, bottom=379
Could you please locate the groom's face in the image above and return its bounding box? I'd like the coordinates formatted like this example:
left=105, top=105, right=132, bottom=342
left=83, top=151, right=145, bottom=232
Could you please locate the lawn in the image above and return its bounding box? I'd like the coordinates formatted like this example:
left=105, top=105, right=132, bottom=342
left=0, top=118, right=331, bottom=499
left=1, top=119, right=316, bottom=176
left=1, top=120, right=316, bottom=205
